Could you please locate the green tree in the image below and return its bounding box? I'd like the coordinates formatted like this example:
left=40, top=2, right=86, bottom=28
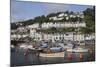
left=83, top=6, right=95, bottom=34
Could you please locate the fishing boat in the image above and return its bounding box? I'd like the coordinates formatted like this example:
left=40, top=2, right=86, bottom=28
left=39, top=52, right=64, bottom=58
left=19, top=44, right=28, bottom=49
left=67, top=47, right=88, bottom=52
left=50, top=47, right=64, bottom=52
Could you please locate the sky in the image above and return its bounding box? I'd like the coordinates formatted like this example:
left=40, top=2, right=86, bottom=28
left=11, top=0, right=94, bottom=22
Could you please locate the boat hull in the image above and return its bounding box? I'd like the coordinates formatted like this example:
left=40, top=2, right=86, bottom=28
left=40, top=52, right=64, bottom=58
left=67, top=48, right=88, bottom=53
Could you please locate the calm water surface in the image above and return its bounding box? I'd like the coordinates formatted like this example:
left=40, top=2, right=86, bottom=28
left=11, top=48, right=95, bottom=66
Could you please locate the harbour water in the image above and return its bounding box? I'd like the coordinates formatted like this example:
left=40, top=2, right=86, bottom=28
left=11, top=48, right=95, bottom=66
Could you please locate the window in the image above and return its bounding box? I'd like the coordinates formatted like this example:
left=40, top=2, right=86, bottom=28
left=59, top=37, right=62, bottom=40
left=56, top=37, right=58, bottom=39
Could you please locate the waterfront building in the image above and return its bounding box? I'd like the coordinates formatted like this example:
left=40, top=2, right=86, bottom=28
left=29, top=28, right=36, bottom=38
left=85, top=33, right=95, bottom=40
left=32, top=32, right=85, bottom=43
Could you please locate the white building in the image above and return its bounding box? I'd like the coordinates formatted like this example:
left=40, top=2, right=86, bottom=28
left=66, top=17, right=69, bottom=20
left=70, top=14, right=76, bottom=18
left=49, top=12, right=84, bottom=21
left=73, top=34, right=85, bottom=41
left=28, top=23, right=39, bottom=29
left=34, top=32, right=42, bottom=41
left=17, top=26, right=25, bottom=31
left=29, top=28, right=36, bottom=38
left=11, top=34, right=29, bottom=40
left=33, top=32, right=85, bottom=42
left=58, top=13, right=65, bottom=17
left=49, top=16, right=58, bottom=20
left=41, top=22, right=86, bottom=29
left=85, top=33, right=95, bottom=40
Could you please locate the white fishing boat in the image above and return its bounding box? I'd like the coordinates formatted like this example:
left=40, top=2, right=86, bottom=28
left=50, top=47, right=63, bottom=52
left=28, top=47, right=42, bottom=51
left=40, top=52, right=64, bottom=58
left=20, top=44, right=27, bottom=49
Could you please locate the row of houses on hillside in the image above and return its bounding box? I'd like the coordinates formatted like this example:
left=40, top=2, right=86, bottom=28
left=27, top=21, right=86, bottom=29
left=11, top=27, right=95, bottom=44
left=49, top=12, right=84, bottom=21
